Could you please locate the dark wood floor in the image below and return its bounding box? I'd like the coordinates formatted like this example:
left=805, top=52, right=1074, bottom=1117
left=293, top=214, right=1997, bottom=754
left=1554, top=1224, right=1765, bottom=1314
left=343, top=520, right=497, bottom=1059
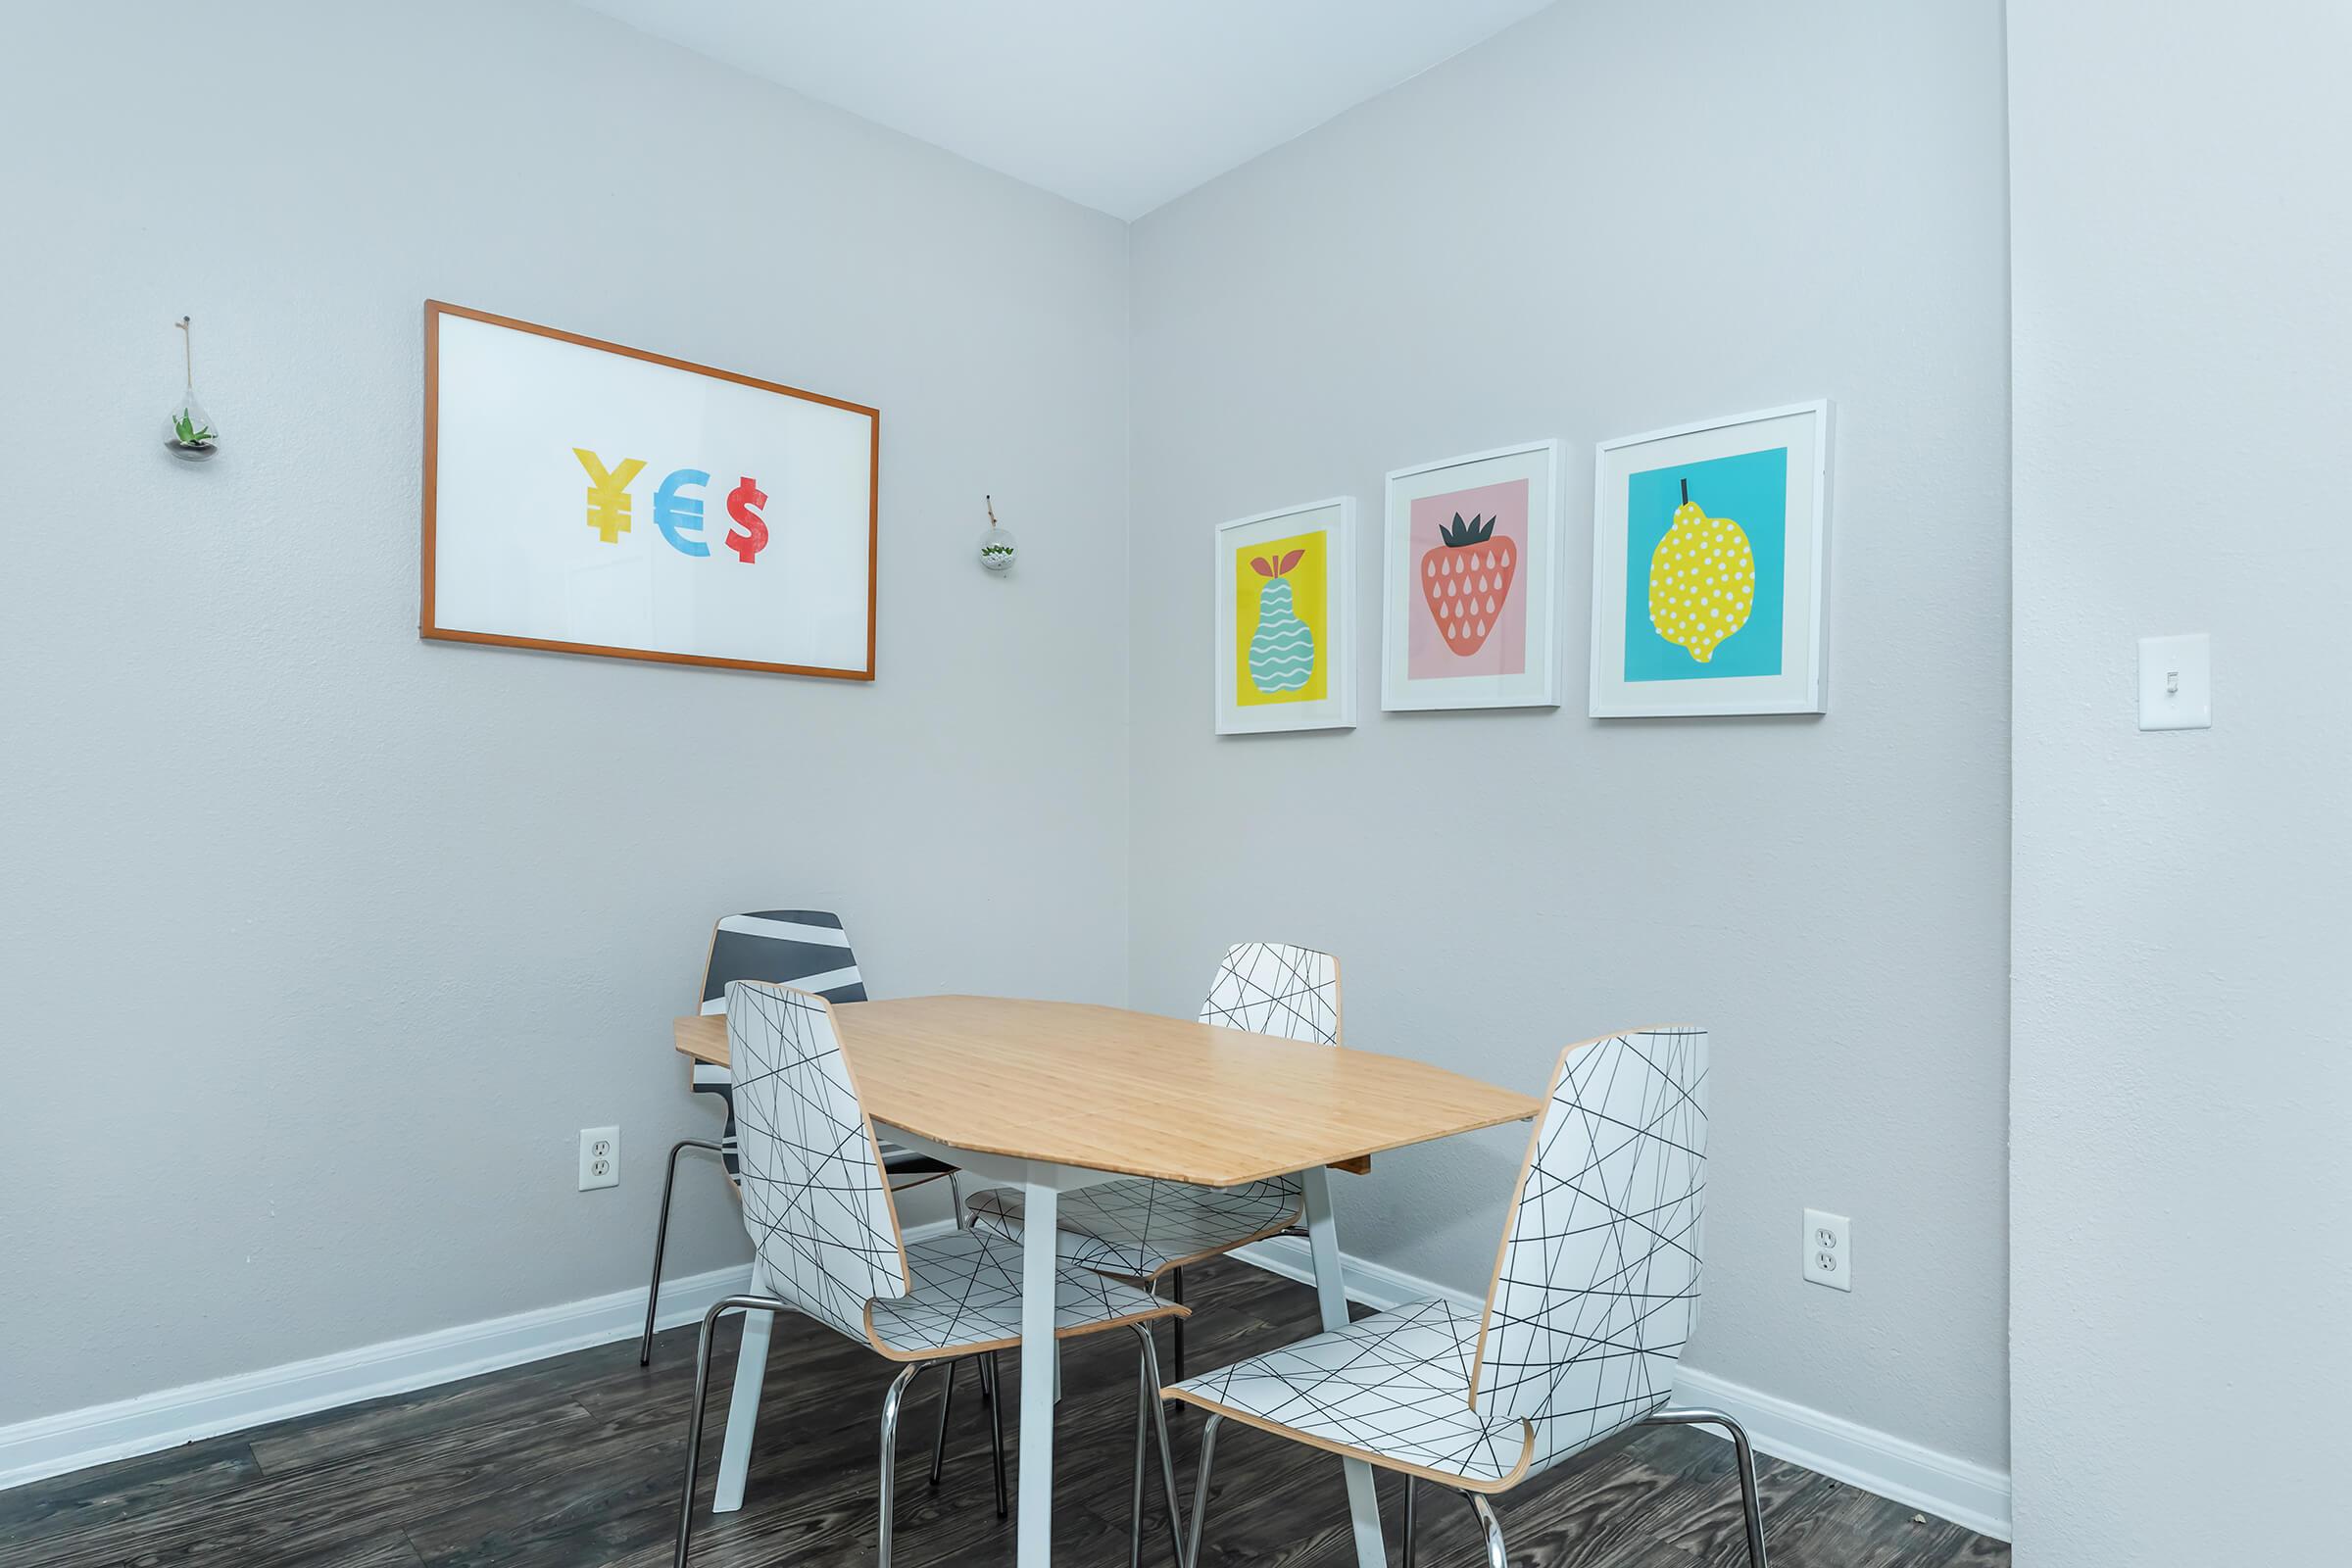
left=0, top=1259, right=2007, bottom=1568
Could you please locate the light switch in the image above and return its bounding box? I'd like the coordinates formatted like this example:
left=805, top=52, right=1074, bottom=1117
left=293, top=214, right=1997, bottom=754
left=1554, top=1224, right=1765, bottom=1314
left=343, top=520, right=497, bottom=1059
left=2137, top=634, right=2210, bottom=730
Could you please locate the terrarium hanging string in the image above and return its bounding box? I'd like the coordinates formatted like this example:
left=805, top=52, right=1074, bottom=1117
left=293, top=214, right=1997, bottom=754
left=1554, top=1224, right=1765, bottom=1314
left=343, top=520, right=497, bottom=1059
left=167, top=316, right=219, bottom=457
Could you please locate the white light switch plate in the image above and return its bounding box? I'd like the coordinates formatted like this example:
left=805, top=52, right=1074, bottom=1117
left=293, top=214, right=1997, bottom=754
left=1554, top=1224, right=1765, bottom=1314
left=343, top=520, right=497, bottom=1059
left=2138, top=634, right=2211, bottom=730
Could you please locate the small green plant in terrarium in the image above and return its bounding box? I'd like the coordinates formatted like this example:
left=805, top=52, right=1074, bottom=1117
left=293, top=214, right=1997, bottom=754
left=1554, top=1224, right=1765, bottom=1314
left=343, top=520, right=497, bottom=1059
left=166, top=316, right=220, bottom=459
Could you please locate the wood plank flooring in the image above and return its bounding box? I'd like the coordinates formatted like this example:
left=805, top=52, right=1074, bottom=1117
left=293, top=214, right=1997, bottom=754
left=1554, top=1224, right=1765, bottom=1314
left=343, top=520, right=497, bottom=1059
left=0, top=1259, right=2008, bottom=1568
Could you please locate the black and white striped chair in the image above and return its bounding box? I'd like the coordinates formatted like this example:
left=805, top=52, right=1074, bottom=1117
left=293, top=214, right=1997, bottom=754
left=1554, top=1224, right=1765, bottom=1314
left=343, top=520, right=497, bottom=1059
left=966, top=941, right=1340, bottom=1382
left=640, top=910, right=959, bottom=1366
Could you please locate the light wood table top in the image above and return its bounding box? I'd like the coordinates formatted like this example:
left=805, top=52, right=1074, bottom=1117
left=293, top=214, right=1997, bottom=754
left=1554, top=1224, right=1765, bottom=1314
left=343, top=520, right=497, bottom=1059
left=673, top=994, right=1541, bottom=1188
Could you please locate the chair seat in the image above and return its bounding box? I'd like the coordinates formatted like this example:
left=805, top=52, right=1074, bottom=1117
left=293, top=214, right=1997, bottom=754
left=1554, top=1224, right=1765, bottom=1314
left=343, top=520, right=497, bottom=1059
left=864, top=1230, right=1184, bottom=1361
left=878, top=1141, right=956, bottom=1178
left=1162, top=1298, right=1539, bottom=1490
left=965, top=1177, right=1301, bottom=1281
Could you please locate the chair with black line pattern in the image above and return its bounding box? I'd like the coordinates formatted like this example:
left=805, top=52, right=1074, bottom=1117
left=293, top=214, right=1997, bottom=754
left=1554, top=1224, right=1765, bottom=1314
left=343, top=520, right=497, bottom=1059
left=640, top=910, right=963, bottom=1365
left=1167, top=1025, right=1769, bottom=1568
left=670, top=982, right=1191, bottom=1567
left=965, top=940, right=1341, bottom=1387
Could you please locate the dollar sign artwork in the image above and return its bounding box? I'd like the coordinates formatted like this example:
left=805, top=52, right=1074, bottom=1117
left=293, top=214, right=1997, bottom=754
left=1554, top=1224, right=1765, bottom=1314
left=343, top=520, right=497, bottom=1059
left=725, top=476, right=769, bottom=564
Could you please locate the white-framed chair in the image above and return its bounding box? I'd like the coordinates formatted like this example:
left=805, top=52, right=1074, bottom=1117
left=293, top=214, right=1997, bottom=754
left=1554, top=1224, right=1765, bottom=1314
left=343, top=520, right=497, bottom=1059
left=641, top=909, right=962, bottom=1366
left=966, top=941, right=1339, bottom=1382
left=1167, top=1026, right=1768, bottom=1568
left=671, top=982, right=1193, bottom=1568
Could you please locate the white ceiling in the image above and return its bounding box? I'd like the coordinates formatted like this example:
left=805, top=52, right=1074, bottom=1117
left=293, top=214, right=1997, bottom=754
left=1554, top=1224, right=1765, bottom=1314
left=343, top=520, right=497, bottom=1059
left=574, top=0, right=1557, bottom=220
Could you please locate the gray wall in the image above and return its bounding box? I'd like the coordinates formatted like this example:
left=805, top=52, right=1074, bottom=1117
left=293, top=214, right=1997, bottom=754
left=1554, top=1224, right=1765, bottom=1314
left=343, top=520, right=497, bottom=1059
left=1125, top=0, right=2012, bottom=1469
left=2008, top=1, right=2352, bottom=1560
left=0, top=1, right=1131, bottom=1424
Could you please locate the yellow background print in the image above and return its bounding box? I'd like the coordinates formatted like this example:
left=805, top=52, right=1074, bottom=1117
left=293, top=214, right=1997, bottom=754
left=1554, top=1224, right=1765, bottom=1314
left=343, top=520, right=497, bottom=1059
left=1234, top=529, right=1329, bottom=706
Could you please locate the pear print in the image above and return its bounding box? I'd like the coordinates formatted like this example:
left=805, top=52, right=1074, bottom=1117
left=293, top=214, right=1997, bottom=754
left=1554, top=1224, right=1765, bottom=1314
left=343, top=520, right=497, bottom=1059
left=1646, top=479, right=1755, bottom=662
left=1247, top=549, right=1315, bottom=693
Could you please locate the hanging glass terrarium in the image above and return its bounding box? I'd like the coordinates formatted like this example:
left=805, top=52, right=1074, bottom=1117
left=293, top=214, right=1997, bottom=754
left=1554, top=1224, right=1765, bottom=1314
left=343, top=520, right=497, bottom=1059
left=166, top=316, right=219, bottom=460
left=977, top=494, right=1016, bottom=572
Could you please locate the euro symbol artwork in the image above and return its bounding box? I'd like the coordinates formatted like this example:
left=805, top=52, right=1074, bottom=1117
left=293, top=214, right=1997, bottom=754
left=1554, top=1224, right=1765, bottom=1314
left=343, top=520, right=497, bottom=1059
left=725, top=476, right=769, bottom=564
left=653, top=468, right=711, bottom=558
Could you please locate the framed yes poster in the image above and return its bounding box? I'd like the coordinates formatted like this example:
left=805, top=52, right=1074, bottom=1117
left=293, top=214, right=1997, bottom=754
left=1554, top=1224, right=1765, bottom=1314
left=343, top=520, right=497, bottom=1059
left=422, top=301, right=879, bottom=680
left=1382, top=439, right=1562, bottom=710
left=1590, top=401, right=1832, bottom=716
left=1213, top=497, right=1356, bottom=734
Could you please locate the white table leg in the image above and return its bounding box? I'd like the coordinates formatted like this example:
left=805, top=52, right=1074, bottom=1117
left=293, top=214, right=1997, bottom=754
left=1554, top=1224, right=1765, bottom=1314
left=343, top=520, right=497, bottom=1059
left=1017, top=1169, right=1060, bottom=1566
left=712, top=1286, right=773, bottom=1513
left=1301, top=1164, right=1386, bottom=1568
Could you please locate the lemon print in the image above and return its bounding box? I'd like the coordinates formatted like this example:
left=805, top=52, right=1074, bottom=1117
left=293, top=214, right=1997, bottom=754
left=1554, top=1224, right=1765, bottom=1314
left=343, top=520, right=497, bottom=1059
left=1646, top=479, right=1756, bottom=662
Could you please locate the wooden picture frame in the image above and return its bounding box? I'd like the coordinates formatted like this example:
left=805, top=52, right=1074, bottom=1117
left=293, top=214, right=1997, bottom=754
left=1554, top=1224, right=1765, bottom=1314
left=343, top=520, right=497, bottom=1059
left=421, top=300, right=880, bottom=680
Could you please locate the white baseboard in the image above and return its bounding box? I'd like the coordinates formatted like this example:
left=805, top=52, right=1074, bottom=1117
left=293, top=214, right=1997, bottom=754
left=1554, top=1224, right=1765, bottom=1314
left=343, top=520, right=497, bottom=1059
left=0, top=1258, right=765, bottom=1494
left=0, top=1217, right=966, bottom=1495
left=4, top=1221, right=2009, bottom=1544
left=1230, top=1235, right=2012, bottom=1544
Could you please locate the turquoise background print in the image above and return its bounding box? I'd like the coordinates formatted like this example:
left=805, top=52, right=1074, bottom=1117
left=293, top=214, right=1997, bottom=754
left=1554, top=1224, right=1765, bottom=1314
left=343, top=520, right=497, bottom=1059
left=1623, top=447, right=1788, bottom=682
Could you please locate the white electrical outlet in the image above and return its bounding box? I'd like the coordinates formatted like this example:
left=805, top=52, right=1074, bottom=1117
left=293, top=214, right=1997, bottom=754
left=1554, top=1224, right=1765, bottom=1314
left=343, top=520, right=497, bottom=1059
left=1802, top=1208, right=1850, bottom=1291
left=578, top=1126, right=620, bottom=1191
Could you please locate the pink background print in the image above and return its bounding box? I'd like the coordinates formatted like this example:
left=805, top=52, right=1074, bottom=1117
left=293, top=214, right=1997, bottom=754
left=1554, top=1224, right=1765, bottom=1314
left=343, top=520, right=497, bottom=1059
left=1407, top=477, right=1529, bottom=679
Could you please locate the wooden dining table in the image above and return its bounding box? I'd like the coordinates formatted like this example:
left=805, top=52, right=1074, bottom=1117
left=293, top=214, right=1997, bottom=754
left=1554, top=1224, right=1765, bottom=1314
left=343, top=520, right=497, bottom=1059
left=672, top=994, right=1541, bottom=1568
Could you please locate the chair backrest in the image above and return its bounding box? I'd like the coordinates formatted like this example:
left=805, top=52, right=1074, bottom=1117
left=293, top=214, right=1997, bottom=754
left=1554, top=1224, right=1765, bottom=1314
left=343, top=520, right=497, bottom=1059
left=1468, top=1027, right=1708, bottom=1471
left=1199, top=942, right=1341, bottom=1045
left=700, top=910, right=868, bottom=1014
left=724, top=981, right=909, bottom=1341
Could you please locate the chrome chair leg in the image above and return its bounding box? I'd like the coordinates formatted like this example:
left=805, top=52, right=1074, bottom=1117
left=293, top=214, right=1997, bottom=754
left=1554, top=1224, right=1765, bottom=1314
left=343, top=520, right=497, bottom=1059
left=920, top=1354, right=1002, bottom=1495
left=1129, top=1350, right=1148, bottom=1568
left=1186, top=1411, right=1223, bottom=1568
left=1401, top=1475, right=1417, bottom=1568
left=927, top=1357, right=959, bottom=1486
left=673, top=1294, right=782, bottom=1568
left=984, top=1350, right=1008, bottom=1519
left=949, top=1170, right=966, bottom=1227
left=1169, top=1265, right=1187, bottom=1384
left=1456, top=1490, right=1508, bottom=1568
left=877, top=1362, right=926, bottom=1568
left=642, top=1138, right=724, bottom=1365
left=1642, top=1407, right=1769, bottom=1568
left=1123, top=1323, right=1186, bottom=1567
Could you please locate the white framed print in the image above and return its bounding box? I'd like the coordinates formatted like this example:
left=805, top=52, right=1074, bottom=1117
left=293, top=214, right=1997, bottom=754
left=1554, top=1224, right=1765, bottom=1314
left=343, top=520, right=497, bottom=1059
left=1590, top=401, right=1832, bottom=717
left=1381, top=439, right=1562, bottom=710
left=422, top=300, right=878, bottom=680
left=1214, top=496, right=1356, bottom=734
